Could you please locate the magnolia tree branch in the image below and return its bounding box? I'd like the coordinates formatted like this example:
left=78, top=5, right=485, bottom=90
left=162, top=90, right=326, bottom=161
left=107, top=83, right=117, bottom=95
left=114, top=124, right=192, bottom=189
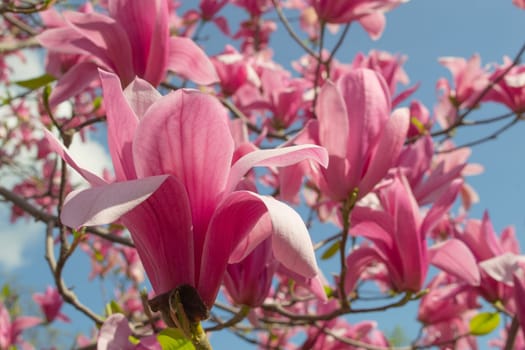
left=44, top=222, right=105, bottom=326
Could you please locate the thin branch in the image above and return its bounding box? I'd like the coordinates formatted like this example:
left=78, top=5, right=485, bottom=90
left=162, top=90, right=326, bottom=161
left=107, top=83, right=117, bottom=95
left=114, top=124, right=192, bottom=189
left=44, top=222, right=105, bottom=325
left=270, top=0, right=318, bottom=58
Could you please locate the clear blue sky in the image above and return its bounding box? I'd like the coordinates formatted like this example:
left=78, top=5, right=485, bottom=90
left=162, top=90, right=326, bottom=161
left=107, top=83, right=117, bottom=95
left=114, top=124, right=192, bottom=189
left=1, top=1, right=524, bottom=349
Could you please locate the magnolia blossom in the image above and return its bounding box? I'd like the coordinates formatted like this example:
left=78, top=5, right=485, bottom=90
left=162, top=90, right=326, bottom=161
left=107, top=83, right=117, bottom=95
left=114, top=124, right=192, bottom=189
left=345, top=173, right=480, bottom=293
left=484, top=57, right=525, bottom=112
left=312, top=68, right=409, bottom=202
left=309, top=0, right=407, bottom=39
left=32, top=286, right=70, bottom=324
left=45, top=70, right=328, bottom=308
left=0, top=301, right=41, bottom=350
left=38, top=0, right=217, bottom=105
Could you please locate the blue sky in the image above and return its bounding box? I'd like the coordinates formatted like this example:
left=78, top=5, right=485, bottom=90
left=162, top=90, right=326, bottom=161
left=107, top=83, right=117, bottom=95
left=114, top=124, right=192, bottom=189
left=1, top=1, right=525, bottom=349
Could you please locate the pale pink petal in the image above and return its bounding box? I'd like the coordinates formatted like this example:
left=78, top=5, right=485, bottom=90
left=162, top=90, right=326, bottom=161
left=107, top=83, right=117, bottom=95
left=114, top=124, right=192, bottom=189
left=167, top=37, right=218, bottom=85
left=60, top=175, right=170, bottom=228
left=429, top=239, right=480, bottom=286
left=43, top=129, right=106, bottom=186
left=49, top=61, right=99, bottom=105
left=121, top=76, right=162, bottom=119
left=99, top=70, right=139, bottom=181
left=97, top=314, right=134, bottom=350
left=317, top=80, right=349, bottom=159
left=359, top=107, right=409, bottom=196
left=227, top=145, right=328, bottom=193
left=358, top=12, right=386, bottom=40
left=479, top=253, right=525, bottom=286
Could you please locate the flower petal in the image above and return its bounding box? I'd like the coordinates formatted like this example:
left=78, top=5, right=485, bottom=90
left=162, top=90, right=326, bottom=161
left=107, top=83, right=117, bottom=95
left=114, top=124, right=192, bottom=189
left=43, top=128, right=106, bottom=186
left=121, top=176, right=195, bottom=295
left=109, top=0, right=169, bottom=85
left=227, top=144, right=328, bottom=193
left=60, top=175, right=169, bottom=228
left=429, top=239, right=480, bottom=286
left=167, top=37, right=218, bottom=85
left=48, top=61, right=99, bottom=105
left=133, top=89, right=233, bottom=260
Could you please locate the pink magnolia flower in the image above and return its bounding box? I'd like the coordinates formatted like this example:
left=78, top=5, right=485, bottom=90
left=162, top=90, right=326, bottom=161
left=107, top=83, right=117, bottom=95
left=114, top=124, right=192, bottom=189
left=38, top=0, right=217, bottom=105
left=345, top=173, right=480, bottom=293
left=232, top=0, right=272, bottom=16
left=45, top=70, right=328, bottom=308
left=0, top=301, right=41, bottom=350
left=484, top=57, right=525, bottom=113
left=435, top=54, right=489, bottom=128
left=310, top=68, right=409, bottom=203
left=309, top=0, right=406, bottom=39
left=32, top=286, right=70, bottom=324
left=456, top=212, right=520, bottom=305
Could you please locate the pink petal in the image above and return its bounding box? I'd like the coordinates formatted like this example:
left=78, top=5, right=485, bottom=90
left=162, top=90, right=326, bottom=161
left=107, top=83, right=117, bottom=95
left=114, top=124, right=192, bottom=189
left=429, top=239, right=480, bottom=286
left=227, top=145, right=328, bottom=193
left=43, top=129, right=106, bottom=186
left=109, top=0, right=169, bottom=85
left=121, top=75, right=162, bottom=119
left=221, top=192, right=319, bottom=278
left=48, top=61, right=99, bottom=106
left=479, top=253, right=525, bottom=286
left=99, top=70, right=139, bottom=181
left=199, top=191, right=269, bottom=306
left=12, top=316, right=42, bottom=332
left=133, top=89, right=233, bottom=261
left=359, top=107, right=409, bottom=196
left=358, top=12, right=386, bottom=40
left=317, top=80, right=349, bottom=159
left=421, top=178, right=462, bottom=235
left=167, top=37, right=218, bottom=85
left=64, top=11, right=135, bottom=84
left=97, top=314, right=134, bottom=350
left=121, top=176, right=195, bottom=295
left=345, top=246, right=382, bottom=294
left=60, top=175, right=170, bottom=228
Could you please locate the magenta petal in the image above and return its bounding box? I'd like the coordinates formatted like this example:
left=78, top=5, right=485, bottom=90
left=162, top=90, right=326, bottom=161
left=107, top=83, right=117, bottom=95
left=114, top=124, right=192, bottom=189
left=122, top=176, right=195, bottom=295
left=227, top=145, right=329, bottom=193
left=12, top=316, right=42, bottom=332
left=49, top=61, right=99, bottom=105
left=100, top=70, right=139, bottom=181
left=60, top=175, right=169, bottom=229
left=513, top=274, right=525, bottom=336
left=429, top=239, right=480, bottom=286
left=167, top=37, right=218, bottom=85
left=43, top=129, right=106, bottom=187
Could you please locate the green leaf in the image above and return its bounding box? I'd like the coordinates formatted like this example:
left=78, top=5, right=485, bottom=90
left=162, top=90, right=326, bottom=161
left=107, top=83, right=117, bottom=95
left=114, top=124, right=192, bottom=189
left=321, top=240, right=340, bottom=260
left=14, top=74, right=55, bottom=90
left=157, top=328, right=195, bottom=350
left=469, top=312, right=500, bottom=335
left=105, top=300, right=123, bottom=316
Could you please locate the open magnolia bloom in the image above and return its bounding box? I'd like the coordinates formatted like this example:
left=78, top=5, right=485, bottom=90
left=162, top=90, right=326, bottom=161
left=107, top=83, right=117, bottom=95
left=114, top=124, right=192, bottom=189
left=44, top=70, right=328, bottom=311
